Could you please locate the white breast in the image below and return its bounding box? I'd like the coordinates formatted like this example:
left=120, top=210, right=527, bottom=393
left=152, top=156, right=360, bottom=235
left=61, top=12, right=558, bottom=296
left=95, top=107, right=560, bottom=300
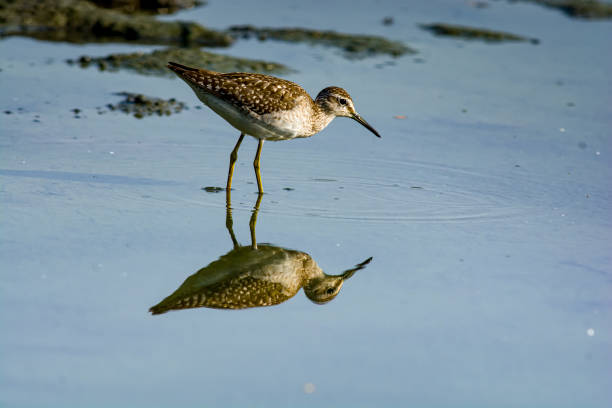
left=194, top=89, right=312, bottom=141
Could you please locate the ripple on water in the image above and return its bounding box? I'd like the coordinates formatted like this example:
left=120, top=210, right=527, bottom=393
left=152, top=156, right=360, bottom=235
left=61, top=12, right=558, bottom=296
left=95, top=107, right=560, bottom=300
left=250, top=154, right=542, bottom=223
left=103, top=146, right=545, bottom=223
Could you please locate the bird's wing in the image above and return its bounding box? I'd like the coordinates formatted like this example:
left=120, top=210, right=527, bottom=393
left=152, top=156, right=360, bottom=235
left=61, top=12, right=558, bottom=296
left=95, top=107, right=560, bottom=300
left=170, top=64, right=311, bottom=116
left=148, top=245, right=298, bottom=313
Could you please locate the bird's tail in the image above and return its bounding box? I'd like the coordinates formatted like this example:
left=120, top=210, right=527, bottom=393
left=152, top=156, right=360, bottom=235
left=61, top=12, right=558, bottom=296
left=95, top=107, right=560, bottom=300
left=149, top=303, right=169, bottom=315
left=167, top=61, right=198, bottom=74
left=167, top=61, right=197, bottom=71
left=167, top=61, right=219, bottom=84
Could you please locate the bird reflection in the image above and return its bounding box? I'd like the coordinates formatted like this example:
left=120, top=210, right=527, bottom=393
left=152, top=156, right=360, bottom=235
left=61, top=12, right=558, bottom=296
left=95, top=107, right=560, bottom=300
left=149, top=194, right=371, bottom=314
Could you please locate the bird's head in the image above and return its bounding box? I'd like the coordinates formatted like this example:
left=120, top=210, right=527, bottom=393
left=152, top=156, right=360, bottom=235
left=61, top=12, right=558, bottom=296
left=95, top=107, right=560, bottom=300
left=304, top=275, right=346, bottom=304
left=303, top=257, right=373, bottom=304
left=315, top=87, right=381, bottom=138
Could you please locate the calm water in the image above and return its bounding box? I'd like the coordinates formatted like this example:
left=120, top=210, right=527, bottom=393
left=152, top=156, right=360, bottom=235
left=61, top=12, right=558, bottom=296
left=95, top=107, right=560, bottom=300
left=1, top=1, right=611, bottom=407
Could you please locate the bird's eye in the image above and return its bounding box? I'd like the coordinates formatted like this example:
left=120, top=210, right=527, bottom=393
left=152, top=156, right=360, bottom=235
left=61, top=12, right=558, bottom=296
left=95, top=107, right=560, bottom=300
left=326, top=288, right=335, bottom=295
left=338, top=98, right=347, bottom=106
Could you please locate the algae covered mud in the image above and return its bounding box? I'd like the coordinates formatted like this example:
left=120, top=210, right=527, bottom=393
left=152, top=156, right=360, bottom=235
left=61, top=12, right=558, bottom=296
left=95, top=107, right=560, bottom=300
left=67, top=47, right=290, bottom=76
left=420, top=23, right=540, bottom=44
left=1, top=0, right=611, bottom=407
left=0, top=0, right=414, bottom=115
left=521, top=0, right=612, bottom=19
left=0, top=0, right=231, bottom=46
left=0, top=0, right=413, bottom=75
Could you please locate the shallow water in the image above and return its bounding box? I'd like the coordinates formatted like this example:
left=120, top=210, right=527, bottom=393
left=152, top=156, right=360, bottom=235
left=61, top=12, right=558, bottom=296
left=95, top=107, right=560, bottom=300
left=1, top=1, right=611, bottom=407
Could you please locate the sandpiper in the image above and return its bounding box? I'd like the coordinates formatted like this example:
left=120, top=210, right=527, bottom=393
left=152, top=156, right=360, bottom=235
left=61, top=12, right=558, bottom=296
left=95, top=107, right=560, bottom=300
left=149, top=244, right=371, bottom=312
left=167, top=62, right=381, bottom=194
left=149, top=194, right=372, bottom=313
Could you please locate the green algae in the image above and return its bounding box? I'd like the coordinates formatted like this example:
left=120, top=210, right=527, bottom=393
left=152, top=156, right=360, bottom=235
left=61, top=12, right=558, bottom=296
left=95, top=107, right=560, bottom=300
left=420, top=23, right=539, bottom=44
left=67, top=47, right=290, bottom=76
left=227, top=25, right=415, bottom=58
left=91, top=0, right=204, bottom=15
left=0, top=0, right=231, bottom=46
left=519, top=0, right=612, bottom=19
left=107, top=92, right=187, bottom=118
left=202, top=186, right=224, bottom=193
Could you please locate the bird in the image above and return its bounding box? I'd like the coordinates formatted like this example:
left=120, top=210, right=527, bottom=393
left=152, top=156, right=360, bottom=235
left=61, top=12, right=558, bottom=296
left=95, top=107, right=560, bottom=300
left=149, top=193, right=372, bottom=314
left=167, top=61, right=381, bottom=194
left=149, top=244, right=372, bottom=313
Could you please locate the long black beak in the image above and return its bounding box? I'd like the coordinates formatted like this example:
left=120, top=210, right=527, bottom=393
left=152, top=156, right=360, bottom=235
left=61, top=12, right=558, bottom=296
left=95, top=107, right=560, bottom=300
left=352, top=114, right=381, bottom=138
left=338, top=257, right=373, bottom=280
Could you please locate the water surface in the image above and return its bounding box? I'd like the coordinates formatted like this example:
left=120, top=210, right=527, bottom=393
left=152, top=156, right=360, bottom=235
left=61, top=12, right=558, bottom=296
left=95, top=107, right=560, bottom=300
left=1, top=1, right=611, bottom=407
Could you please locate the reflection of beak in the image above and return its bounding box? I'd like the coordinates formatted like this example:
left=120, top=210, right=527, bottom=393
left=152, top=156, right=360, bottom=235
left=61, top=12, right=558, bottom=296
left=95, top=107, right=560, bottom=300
left=340, top=257, right=373, bottom=280
left=352, top=114, right=381, bottom=138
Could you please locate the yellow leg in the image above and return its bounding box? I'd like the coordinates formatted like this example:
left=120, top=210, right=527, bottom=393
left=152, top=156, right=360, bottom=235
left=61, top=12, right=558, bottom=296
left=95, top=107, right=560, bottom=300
left=253, top=139, right=264, bottom=194
left=225, top=189, right=239, bottom=248
left=226, top=133, right=244, bottom=194
left=249, top=193, right=263, bottom=249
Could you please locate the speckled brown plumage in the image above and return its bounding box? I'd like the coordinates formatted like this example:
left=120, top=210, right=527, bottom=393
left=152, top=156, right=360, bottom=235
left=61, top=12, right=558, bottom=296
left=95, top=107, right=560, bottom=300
left=169, top=63, right=311, bottom=116
left=161, top=276, right=291, bottom=311
left=149, top=245, right=310, bottom=314
left=149, top=244, right=370, bottom=314
left=167, top=61, right=380, bottom=141
left=166, top=61, right=380, bottom=192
